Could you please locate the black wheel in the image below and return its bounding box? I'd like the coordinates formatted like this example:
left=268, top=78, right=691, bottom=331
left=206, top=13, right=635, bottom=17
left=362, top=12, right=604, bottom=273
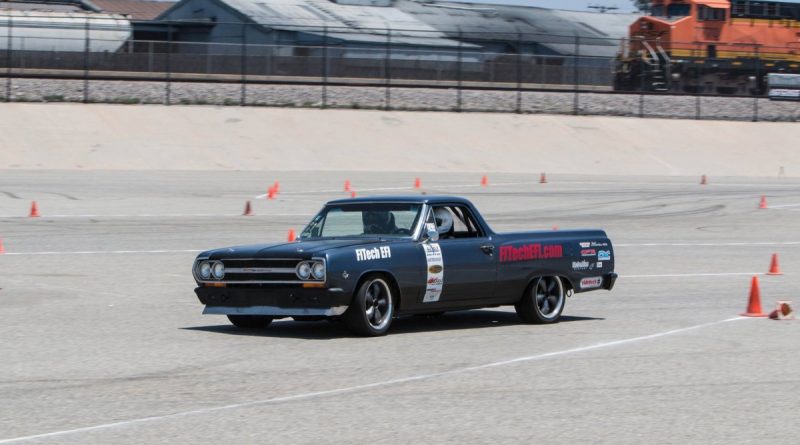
left=343, top=275, right=395, bottom=336
left=515, top=276, right=565, bottom=324
left=227, top=314, right=273, bottom=329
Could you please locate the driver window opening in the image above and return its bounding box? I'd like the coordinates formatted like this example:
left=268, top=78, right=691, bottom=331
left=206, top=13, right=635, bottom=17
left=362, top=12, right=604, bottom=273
left=430, top=205, right=484, bottom=240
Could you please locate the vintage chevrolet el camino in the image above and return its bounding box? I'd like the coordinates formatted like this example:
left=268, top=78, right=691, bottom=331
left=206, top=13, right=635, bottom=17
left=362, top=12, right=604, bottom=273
left=193, top=196, right=616, bottom=336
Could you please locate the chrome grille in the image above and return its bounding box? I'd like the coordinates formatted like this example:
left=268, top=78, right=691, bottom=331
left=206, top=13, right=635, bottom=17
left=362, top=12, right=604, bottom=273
left=220, top=258, right=302, bottom=282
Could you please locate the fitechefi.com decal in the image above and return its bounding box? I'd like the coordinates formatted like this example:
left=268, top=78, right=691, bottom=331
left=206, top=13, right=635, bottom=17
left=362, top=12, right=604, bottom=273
left=355, top=246, right=391, bottom=262
left=597, top=250, right=611, bottom=261
left=580, top=277, right=603, bottom=290
left=422, top=243, right=444, bottom=303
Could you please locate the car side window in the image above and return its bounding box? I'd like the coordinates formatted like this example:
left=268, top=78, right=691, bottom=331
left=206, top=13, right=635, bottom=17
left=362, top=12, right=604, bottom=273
left=450, top=205, right=484, bottom=238
left=430, top=205, right=484, bottom=240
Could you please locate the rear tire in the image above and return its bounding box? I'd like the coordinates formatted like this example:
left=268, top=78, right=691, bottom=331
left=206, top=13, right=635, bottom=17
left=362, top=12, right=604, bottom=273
left=227, top=315, right=273, bottom=329
left=515, top=276, right=565, bottom=324
left=343, top=275, right=395, bottom=336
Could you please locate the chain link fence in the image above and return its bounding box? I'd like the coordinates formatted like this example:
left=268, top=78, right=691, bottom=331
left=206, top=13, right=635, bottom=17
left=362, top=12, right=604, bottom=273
left=1, top=18, right=799, bottom=121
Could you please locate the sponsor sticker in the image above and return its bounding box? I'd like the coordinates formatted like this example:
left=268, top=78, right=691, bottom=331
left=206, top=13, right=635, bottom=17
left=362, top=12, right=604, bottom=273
left=422, top=243, right=444, bottom=302
left=580, top=277, right=603, bottom=289
left=579, top=242, right=590, bottom=248
left=581, top=249, right=596, bottom=257
left=499, top=243, right=563, bottom=263
left=597, top=250, right=611, bottom=261
left=596, top=262, right=603, bottom=268
left=355, top=246, right=392, bottom=262
left=572, top=260, right=590, bottom=271
left=591, top=241, right=609, bottom=248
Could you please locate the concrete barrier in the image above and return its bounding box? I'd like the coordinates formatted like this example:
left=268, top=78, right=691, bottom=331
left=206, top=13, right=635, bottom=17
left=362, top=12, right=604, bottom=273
left=0, top=103, right=796, bottom=176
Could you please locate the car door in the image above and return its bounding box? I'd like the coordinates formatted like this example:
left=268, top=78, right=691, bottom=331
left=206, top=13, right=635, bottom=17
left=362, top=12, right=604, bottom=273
left=421, top=205, right=496, bottom=304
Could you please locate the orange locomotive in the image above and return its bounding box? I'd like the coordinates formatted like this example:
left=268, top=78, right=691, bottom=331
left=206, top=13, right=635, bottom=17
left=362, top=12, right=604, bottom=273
left=614, top=0, right=800, bottom=95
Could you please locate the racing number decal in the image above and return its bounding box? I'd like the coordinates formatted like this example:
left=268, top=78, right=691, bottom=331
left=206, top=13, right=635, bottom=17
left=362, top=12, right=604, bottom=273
left=422, top=243, right=444, bottom=303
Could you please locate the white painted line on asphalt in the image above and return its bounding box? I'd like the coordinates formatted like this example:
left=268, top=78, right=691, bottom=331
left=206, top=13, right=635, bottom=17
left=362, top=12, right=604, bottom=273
left=768, top=203, right=800, bottom=209
left=616, top=241, right=800, bottom=247
left=621, top=272, right=763, bottom=278
left=0, top=316, right=745, bottom=444
left=254, top=182, right=534, bottom=198
left=1, top=249, right=203, bottom=256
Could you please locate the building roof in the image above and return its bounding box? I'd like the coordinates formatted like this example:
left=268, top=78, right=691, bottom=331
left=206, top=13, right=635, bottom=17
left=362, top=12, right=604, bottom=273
left=202, top=0, right=470, bottom=47
left=158, top=0, right=640, bottom=53
left=91, top=0, right=175, bottom=20
left=0, top=1, right=86, bottom=12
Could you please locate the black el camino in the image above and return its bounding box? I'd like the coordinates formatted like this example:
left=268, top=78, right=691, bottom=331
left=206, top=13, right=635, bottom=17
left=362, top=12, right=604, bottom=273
left=193, top=196, right=616, bottom=336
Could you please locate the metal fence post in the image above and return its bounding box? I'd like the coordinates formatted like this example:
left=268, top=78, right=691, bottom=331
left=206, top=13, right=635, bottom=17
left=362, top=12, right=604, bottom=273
left=573, top=35, right=579, bottom=115
left=456, top=28, right=463, bottom=112
left=695, top=43, right=701, bottom=120
left=5, top=14, right=12, bottom=102
left=516, top=31, right=522, bottom=114
left=83, top=17, right=90, bottom=103
left=240, top=23, right=247, bottom=106
left=753, top=46, right=760, bottom=122
left=165, top=23, right=172, bottom=105
left=322, top=25, right=328, bottom=109
left=385, top=27, right=391, bottom=111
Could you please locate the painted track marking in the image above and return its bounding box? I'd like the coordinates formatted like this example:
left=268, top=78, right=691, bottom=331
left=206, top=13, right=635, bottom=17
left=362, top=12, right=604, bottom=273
left=0, top=317, right=745, bottom=444
left=616, top=241, right=800, bottom=247
left=621, top=272, right=763, bottom=278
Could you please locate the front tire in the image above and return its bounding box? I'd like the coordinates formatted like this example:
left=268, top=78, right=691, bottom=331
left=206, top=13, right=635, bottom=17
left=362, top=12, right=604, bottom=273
left=515, top=276, right=565, bottom=324
left=343, top=276, right=395, bottom=336
left=227, top=314, right=273, bottom=329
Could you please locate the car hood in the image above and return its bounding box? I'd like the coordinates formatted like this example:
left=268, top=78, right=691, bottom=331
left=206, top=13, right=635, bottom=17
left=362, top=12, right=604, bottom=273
left=201, top=238, right=407, bottom=260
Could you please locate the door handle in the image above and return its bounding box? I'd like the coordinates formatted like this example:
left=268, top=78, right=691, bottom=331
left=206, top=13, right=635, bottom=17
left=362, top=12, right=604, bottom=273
left=480, top=244, right=495, bottom=255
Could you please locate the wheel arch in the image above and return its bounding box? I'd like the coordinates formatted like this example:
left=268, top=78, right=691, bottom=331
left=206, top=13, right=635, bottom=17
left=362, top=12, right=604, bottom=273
left=522, top=272, right=574, bottom=299
left=353, top=270, right=403, bottom=310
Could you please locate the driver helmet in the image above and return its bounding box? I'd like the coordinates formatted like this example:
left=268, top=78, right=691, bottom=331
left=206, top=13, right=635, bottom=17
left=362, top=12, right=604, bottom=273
left=433, top=208, right=453, bottom=235
left=363, top=211, right=392, bottom=233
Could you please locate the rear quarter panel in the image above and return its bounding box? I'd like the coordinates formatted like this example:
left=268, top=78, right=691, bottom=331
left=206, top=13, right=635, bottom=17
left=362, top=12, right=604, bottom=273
left=495, top=229, right=614, bottom=300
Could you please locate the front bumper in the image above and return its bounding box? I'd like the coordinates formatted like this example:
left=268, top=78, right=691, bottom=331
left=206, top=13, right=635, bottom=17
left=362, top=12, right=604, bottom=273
left=195, top=285, right=351, bottom=317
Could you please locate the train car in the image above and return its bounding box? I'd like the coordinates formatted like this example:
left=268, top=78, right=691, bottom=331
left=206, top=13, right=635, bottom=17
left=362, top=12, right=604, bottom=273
left=615, top=0, right=800, bottom=95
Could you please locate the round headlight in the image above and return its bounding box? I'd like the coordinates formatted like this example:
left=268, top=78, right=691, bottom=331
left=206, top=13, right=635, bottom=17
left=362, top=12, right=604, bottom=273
left=212, top=262, right=225, bottom=280
left=296, top=262, right=312, bottom=280
left=311, top=262, right=325, bottom=280
left=199, top=262, right=211, bottom=280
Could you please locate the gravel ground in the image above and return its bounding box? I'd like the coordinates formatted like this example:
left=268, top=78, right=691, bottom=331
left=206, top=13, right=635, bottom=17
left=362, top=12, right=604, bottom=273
left=1, top=77, right=799, bottom=121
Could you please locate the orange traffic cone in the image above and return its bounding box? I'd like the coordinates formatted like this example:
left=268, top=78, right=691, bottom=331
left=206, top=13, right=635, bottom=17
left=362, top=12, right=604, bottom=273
left=540, top=173, right=547, bottom=184
left=759, top=195, right=768, bottom=209
left=29, top=201, right=40, bottom=218
left=344, top=180, right=351, bottom=192
left=741, top=276, right=767, bottom=317
left=481, top=175, right=488, bottom=186
left=767, top=253, right=782, bottom=275
left=267, top=187, right=275, bottom=200
left=700, top=175, right=707, bottom=185
left=287, top=229, right=296, bottom=242
left=414, top=177, right=421, bottom=189
left=350, top=191, right=357, bottom=198
left=0, top=238, right=4, bottom=254
left=552, top=226, right=558, bottom=230
left=242, top=201, right=253, bottom=216
left=273, top=181, right=280, bottom=193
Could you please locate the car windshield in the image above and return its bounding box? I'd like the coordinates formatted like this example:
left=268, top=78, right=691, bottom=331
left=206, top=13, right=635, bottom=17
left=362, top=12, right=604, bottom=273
left=300, top=203, right=423, bottom=239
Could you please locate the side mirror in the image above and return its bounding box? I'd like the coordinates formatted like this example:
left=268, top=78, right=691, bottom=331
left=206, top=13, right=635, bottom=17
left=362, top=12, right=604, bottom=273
left=426, top=229, right=440, bottom=243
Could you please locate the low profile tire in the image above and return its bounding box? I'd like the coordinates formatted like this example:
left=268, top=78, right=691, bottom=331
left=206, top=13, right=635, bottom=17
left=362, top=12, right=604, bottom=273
left=227, top=315, right=273, bottom=329
left=515, top=276, right=565, bottom=324
left=343, top=275, right=395, bottom=336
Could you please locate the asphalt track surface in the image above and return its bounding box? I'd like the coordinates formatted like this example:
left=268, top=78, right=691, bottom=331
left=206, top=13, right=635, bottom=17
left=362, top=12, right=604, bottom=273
left=1, top=171, right=799, bottom=444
